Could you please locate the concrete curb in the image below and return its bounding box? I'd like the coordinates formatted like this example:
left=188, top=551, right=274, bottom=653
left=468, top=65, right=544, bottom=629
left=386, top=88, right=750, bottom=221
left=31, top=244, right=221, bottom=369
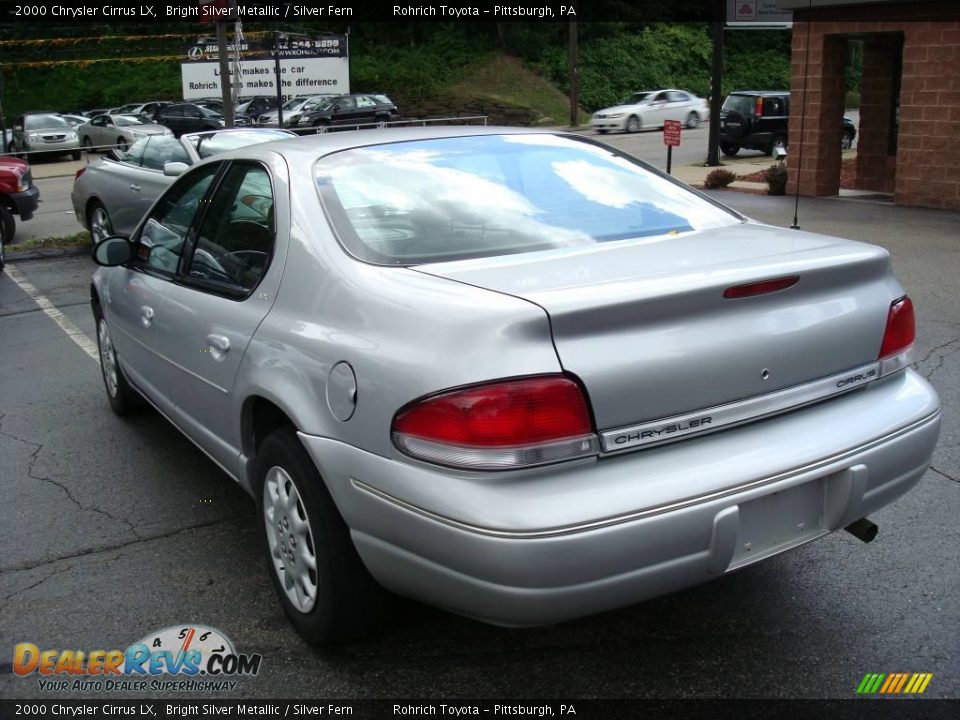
left=6, top=245, right=91, bottom=263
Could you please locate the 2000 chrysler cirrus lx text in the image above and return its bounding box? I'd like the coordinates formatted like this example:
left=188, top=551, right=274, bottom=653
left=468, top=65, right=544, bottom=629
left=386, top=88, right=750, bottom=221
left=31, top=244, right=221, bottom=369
left=89, top=128, right=941, bottom=644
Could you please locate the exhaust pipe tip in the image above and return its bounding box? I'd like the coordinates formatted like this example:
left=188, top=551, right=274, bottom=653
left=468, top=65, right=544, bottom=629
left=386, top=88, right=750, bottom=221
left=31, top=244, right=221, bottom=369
left=845, top=517, right=878, bottom=544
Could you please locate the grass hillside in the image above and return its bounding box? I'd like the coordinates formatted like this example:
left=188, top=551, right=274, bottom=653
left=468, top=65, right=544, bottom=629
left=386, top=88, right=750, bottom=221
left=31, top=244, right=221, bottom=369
left=447, top=54, right=589, bottom=126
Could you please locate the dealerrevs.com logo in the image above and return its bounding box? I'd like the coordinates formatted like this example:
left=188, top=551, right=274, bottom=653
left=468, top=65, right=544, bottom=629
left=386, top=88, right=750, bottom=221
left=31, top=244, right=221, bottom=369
left=13, top=625, right=262, bottom=692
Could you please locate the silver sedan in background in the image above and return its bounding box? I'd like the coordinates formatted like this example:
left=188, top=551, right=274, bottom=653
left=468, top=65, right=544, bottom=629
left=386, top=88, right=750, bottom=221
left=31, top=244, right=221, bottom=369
left=88, top=128, right=939, bottom=645
left=72, top=128, right=294, bottom=241
left=591, top=89, right=710, bottom=133
left=78, top=114, right=172, bottom=152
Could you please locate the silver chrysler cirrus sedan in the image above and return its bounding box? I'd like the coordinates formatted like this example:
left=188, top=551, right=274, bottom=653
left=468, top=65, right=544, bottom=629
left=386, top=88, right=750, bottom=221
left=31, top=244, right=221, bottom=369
left=89, top=127, right=941, bottom=644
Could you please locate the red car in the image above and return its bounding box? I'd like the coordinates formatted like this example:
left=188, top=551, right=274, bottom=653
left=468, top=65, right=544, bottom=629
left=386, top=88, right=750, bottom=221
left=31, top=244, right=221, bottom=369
left=0, top=154, right=40, bottom=270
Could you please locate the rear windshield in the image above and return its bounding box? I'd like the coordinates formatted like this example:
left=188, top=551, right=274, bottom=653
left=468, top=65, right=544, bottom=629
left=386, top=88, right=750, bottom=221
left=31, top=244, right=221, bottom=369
left=314, top=134, right=740, bottom=266
left=722, top=95, right=757, bottom=116
left=189, top=129, right=292, bottom=158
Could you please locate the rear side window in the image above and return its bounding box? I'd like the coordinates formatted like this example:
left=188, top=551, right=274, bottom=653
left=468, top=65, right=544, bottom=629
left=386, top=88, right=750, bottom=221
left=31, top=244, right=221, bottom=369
left=763, top=97, right=787, bottom=116
left=315, top=134, right=739, bottom=266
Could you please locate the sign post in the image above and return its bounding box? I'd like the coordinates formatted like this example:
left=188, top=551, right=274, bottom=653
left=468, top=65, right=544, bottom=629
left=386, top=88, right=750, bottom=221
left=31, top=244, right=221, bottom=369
left=663, top=119, right=681, bottom=174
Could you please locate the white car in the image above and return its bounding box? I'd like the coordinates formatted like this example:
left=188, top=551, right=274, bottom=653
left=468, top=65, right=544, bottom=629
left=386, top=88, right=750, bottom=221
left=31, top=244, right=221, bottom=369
left=591, top=89, right=710, bottom=134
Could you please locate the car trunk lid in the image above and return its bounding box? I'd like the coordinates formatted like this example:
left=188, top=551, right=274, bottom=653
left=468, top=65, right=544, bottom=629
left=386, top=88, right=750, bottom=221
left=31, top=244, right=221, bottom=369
left=413, top=222, right=894, bottom=440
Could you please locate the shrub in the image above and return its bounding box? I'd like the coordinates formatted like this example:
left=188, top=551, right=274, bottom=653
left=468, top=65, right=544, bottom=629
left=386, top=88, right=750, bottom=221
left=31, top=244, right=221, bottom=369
left=764, top=164, right=789, bottom=195
left=703, top=168, right=736, bottom=189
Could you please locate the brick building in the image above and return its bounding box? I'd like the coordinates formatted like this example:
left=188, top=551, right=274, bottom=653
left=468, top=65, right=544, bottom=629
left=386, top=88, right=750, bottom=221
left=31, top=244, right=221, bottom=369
left=778, top=0, right=960, bottom=209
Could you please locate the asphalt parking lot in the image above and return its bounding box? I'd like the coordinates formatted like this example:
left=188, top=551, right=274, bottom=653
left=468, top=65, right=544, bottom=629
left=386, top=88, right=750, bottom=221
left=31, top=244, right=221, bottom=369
left=1, top=167, right=957, bottom=701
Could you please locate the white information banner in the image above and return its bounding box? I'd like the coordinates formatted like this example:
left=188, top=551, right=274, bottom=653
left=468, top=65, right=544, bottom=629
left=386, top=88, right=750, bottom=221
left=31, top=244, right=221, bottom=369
left=181, top=57, right=350, bottom=100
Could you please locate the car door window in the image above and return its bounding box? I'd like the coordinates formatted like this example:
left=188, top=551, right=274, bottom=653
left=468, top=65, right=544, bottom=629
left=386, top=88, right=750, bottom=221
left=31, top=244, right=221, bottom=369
left=356, top=96, right=376, bottom=108
left=667, top=91, right=688, bottom=102
left=141, top=136, right=189, bottom=171
left=91, top=116, right=106, bottom=127
left=133, top=164, right=220, bottom=278
left=184, top=163, right=275, bottom=295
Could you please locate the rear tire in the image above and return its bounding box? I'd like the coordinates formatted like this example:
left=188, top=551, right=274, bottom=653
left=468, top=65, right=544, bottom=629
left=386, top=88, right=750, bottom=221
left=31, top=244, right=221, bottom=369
left=0, top=205, right=13, bottom=272
left=255, top=428, right=388, bottom=645
left=841, top=131, right=854, bottom=150
left=87, top=201, right=114, bottom=243
left=116, top=138, right=128, bottom=152
left=720, top=143, right=740, bottom=157
left=685, top=112, right=700, bottom=129
left=94, top=311, right=142, bottom=415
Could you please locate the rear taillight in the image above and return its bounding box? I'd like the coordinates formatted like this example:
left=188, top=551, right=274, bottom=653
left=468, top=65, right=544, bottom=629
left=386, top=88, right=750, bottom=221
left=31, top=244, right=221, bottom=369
left=878, top=296, right=915, bottom=376
left=755, top=97, right=764, bottom=116
left=392, top=375, right=598, bottom=470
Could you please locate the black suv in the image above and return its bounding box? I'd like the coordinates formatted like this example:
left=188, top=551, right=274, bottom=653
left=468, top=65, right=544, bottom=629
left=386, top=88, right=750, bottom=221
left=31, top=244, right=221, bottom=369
left=154, top=103, right=225, bottom=137
left=298, top=93, right=399, bottom=129
left=719, top=91, right=856, bottom=156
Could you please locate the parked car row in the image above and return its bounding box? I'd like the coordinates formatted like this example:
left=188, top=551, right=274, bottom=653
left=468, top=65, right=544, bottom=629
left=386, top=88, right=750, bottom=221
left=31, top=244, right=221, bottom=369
left=257, top=93, right=399, bottom=129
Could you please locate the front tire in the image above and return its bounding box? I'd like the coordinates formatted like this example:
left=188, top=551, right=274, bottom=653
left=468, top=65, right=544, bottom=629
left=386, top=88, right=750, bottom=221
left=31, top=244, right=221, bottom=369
left=625, top=115, right=641, bottom=133
left=256, top=429, right=388, bottom=645
left=95, top=313, right=142, bottom=415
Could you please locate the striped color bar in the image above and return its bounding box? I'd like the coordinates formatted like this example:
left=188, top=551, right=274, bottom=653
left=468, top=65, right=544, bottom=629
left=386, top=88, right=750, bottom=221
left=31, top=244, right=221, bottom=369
left=857, top=673, right=932, bottom=694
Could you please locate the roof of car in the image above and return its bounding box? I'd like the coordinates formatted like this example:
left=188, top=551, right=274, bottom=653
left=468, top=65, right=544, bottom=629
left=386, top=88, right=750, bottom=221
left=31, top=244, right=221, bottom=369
left=212, top=125, right=571, bottom=164
left=729, top=90, right=790, bottom=97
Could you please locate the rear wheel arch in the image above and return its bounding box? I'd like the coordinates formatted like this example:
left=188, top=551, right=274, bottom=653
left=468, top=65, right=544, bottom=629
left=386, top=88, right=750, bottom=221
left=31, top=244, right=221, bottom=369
left=242, top=395, right=299, bottom=459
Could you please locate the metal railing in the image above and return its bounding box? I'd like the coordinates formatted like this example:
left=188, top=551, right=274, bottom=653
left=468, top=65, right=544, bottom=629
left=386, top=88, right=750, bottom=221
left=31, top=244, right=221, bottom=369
left=72, top=115, right=489, bottom=159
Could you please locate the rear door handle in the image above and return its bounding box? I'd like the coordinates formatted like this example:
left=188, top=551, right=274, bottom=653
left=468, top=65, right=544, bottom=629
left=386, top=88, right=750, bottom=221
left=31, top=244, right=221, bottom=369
left=130, top=184, right=141, bottom=192
left=140, top=305, right=154, bottom=328
left=206, top=334, right=230, bottom=361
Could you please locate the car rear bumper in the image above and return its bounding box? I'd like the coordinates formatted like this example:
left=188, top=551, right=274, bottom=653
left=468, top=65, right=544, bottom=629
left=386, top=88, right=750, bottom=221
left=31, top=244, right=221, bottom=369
left=298, top=369, right=940, bottom=626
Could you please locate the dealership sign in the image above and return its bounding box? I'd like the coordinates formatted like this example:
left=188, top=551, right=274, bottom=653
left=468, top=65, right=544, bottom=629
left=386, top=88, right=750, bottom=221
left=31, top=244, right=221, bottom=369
left=181, top=35, right=349, bottom=100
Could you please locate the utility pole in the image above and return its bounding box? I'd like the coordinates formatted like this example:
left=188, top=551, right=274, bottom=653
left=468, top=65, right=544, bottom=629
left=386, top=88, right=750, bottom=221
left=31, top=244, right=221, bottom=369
left=216, top=21, right=235, bottom=127
left=706, top=1, right=724, bottom=166
left=569, top=20, right=579, bottom=128
left=274, top=31, right=284, bottom=128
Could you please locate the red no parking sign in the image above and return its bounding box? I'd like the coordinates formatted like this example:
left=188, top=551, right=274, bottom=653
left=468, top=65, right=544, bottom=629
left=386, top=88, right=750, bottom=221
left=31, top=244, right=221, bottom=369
left=663, top=119, right=682, bottom=147
left=663, top=120, right=681, bottom=173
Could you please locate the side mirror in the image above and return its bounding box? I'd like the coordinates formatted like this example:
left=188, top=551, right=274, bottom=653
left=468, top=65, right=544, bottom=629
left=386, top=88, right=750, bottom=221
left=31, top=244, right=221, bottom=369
left=92, top=236, right=133, bottom=266
left=163, top=162, right=189, bottom=176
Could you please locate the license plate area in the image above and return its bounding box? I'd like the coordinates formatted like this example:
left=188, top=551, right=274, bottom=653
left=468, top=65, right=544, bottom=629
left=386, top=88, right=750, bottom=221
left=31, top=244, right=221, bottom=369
left=730, top=478, right=826, bottom=569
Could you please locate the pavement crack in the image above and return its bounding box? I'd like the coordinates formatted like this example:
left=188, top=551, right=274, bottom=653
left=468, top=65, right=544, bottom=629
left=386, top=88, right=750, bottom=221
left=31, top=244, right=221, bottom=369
left=0, top=514, right=249, bottom=575
left=930, top=466, right=959, bottom=484
left=0, top=413, right=140, bottom=539
left=913, top=337, right=960, bottom=381
left=3, top=564, right=75, bottom=602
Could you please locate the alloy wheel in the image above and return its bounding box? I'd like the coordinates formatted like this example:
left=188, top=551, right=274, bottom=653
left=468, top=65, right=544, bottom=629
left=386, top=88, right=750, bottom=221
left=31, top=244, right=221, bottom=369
left=263, top=466, right=318, bottom=613
left=98, top=319, right=119, bottom=398
left=90, top=205, right=113, bottom=243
